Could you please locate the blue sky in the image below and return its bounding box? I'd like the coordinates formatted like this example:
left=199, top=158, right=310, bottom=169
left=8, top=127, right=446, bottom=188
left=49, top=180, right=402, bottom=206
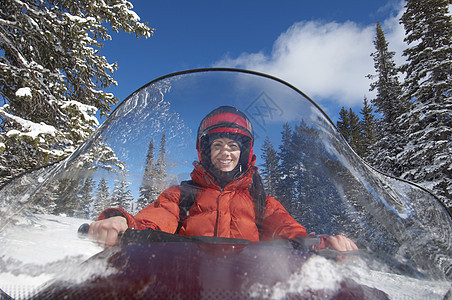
left=101, top=0, right=408, bottom=123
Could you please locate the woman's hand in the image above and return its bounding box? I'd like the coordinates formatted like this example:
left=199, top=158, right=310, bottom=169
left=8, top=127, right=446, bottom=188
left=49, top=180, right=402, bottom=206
left=324, top=235, right=358, bottom=251
left=89, top=216, right=128, bottom=248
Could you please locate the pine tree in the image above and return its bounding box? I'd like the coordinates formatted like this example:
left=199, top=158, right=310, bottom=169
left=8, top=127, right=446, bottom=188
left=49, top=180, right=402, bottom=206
left=75, top=177, right=96, bottom=219
left=32, top=182, right=57, bottom=214
left=137, top=139, right=157, bottom=211
left=398, top=0, right=452, bottom=205
left=365, top=20, right=407, bottom=176
left=291, top=122, right=314, bottom=214
left=0, top=0, right=154, bottom=184
left=337, top=107, right=350, bottom=142
left=92, top=178, right=110, bottom=218
left=347, top=108, right=361, bottom=153
left=290, top=121, right=342, bottom=233
left=275, top=123, right=296, bottom=210
left=337, top=107, right=361, bottom=155
left=110, top=172, right=134, bottom=211
left=155, top=133, right=167, bottom=179
left=51, top=178, right=80, bottom=216
left=359, top=97, right=377, bottom=157
left=141, top=133, right=168, bottom=205
left=260, top=136, right=279, bottom=196
left=75, top=139, right=125, bottom=172
left=400, top=0, right=451, bottom=106
left=368, top=21, right=406, bottom=129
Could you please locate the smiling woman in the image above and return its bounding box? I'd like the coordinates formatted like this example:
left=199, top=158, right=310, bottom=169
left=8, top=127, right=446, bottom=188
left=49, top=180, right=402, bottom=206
left=89, top=102, right=359, bottom=255
left=196, top=105, right=254, bottom=181
left=210, top=138, right=240, bottom=172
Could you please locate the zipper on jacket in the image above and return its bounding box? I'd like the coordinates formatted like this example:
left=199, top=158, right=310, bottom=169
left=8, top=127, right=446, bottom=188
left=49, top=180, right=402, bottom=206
left=213, top=188, right=223, bottom=237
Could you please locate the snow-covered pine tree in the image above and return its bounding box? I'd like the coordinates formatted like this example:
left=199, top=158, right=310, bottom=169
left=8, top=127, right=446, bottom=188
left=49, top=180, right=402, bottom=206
left=155, top=133, right=167, bottom=179
left=31, top=181, right=58, bottom=214
left=51, top=178, right=80, bottom=216
left=365, top=21, right=407, bottom=176
left=275, top=123, right=296, bottom=210
left=143, top=133, right=168, bottom=205
left=347, top=108, right=361, bottom=154
left=290, top=121, right=342, bottom=233
left=109, top=180, right=123, bottom=208
left=291, top=122, right=316, bottom=213
left=137, top=139, right=156, bottom=211
left=92, top=178, right=110, bottom=218
left=75, top=177, right=96, bottom=219
left=0, top=0, right=153, bottom=184
left=368, top=21, right=406, bottom=129
left=398, top=0, right=452, bottom=205
left=110, top=172, right=134, bottom=211
left=337, top=107, right=351, bottom=141
left=260, top=136, right=279, bottom=196
left=75, top=139, right=126, bottom=173
left=337, top=107, right=361, bottom=155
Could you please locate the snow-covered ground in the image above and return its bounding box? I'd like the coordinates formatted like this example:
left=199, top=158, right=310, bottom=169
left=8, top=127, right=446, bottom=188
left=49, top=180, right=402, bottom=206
left=249, top=253, right=451, bottom=299
left=0, top=214, right=103, bottom=298
left=0, top=214, right=450, bottom=299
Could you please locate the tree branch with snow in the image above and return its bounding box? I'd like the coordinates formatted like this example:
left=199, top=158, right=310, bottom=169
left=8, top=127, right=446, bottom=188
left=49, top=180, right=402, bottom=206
left=0, top=0, right=154, bottom=183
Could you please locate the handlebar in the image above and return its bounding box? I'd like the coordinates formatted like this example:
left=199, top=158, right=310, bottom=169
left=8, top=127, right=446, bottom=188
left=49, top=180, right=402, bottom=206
left=77, top=223, right=348, bottom=253
left=77, top=223, right=90, bottom=238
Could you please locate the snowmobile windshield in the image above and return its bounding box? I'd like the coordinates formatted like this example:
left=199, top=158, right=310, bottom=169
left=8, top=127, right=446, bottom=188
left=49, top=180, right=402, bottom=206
left=0, top=68, right=451, bottom=299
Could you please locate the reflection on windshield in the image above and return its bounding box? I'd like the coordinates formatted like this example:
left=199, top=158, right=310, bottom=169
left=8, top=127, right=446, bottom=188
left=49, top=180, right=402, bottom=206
left=0, top=69, right=451, bottom=298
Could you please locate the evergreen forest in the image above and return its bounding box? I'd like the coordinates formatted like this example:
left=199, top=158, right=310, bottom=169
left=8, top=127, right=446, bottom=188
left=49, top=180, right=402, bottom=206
left=0, top=0, right=450, bottom=216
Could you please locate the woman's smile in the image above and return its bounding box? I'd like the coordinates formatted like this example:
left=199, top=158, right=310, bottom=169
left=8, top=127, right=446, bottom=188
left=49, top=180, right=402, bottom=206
left=210, top=138, right=241, bottom=172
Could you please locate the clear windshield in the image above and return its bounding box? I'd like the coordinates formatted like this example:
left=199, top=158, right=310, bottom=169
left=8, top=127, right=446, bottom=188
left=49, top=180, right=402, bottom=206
left=1, top=69, right=451, bottom=298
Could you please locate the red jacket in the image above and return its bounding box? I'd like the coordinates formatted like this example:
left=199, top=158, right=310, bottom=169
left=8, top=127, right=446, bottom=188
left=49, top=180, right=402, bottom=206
left=99, top=162, right=311, bottom=243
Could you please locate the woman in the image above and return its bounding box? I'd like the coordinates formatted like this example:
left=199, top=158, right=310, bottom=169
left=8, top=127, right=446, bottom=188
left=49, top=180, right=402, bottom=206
left=89, top=106, right=357, bottom=251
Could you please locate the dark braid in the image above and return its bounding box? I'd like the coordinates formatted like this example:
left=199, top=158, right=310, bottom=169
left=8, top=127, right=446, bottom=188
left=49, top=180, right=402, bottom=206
left=249, top=170, right=266, bottom=237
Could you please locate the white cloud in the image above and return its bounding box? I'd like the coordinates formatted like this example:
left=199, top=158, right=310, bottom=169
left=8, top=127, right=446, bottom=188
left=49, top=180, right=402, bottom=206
left=215, top=3, right=407, bottom=108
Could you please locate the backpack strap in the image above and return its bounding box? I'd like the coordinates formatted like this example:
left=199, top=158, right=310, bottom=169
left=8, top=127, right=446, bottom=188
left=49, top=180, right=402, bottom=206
left=176, top=180, right=199, bottom=234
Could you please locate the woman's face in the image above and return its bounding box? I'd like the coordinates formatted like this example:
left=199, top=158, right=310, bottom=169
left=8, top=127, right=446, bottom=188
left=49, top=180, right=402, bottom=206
left=210, top=138, right=241, bottom=172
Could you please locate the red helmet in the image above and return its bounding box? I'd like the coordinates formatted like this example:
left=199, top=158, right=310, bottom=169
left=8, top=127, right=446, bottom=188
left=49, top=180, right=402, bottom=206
left=197, top=106, right=254, bottom=171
